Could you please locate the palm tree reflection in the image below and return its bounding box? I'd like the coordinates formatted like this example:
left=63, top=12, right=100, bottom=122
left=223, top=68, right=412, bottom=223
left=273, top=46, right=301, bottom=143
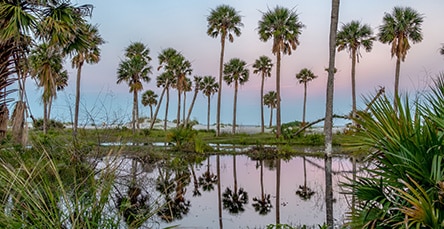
left=296, top=156, right=315, bottom=200
left=222, top=155, right=248, bottom=214
left=252, top=159, right=272, bottom=215
left=198, top=157, right=218, bottom=192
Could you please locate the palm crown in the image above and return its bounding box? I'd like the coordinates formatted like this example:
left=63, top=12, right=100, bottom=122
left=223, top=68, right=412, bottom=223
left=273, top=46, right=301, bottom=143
left=207, top=5, right=243, bottom=42
left=337, top=20, right=374, bottom=62
left=378, top=6, right=423, bottom=61
left=223, top=58, right=249, bottom=85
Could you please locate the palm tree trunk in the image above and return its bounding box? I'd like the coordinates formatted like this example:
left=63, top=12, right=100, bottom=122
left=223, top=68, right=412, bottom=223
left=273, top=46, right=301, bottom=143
left=149, top=105, right=153, bottom=121
left=43, top=100, right=48, bottom=134
left=207, top=95, right=211, bottom=131
left=233, top=155, right=237, bottom=194
left=232, top=81, right=238, bottom=134
left=177, top=88, right=181, bottom=128
left=47, top=96, right=53, bottom=126
left=132, top=90, right=137, bottom=134
left=260, top=74, right=265, bottom=133
left=269, top=107, right=273, bottom=128
left=276, top=159, right=281, bottom=224
left=182, top=90, right=186, bottom=125
left=394, top=57, right=401, bottom=111
left=216, top=34, right=226, bottom=136
left=164, top=87, right=170, bottom=131
left=149, top=86, right=166, bottom=130
left=302, top=82, right=307, bottom=125
left=276, top=51, right=282, bottom=138
left=217, top=155, right=223, bottom=229
left=185, top=89, right=199, bottom=127
left=325, top=0, right=340, bottom=227
left=74, top=61, right=83, bottom=136
left=351, top=48, right=357, bottom=125
left=260, top=160, right=264, bottom=201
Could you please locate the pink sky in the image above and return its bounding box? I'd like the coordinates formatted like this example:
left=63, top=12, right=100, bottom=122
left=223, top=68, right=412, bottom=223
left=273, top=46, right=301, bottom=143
left=24, top=0, right=444, bottom=126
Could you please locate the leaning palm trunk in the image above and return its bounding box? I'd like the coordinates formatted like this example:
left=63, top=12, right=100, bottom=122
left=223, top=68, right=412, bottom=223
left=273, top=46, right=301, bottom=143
left=149, top=84, right=167, bottom=130
left=164, top=88, right=170, bottom=131
left=185, top=88, right=199, bottom=127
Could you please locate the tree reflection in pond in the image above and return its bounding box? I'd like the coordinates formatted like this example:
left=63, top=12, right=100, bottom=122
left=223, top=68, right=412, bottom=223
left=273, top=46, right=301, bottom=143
left=198, top=157, right=218, bottom=192
left=155, top=158, right=191, bottom=222
left=252, top=159, right=272, bottom=215
left=222, top=155, right=249, bottom=214
left=296, top=156, right=315, bottom=200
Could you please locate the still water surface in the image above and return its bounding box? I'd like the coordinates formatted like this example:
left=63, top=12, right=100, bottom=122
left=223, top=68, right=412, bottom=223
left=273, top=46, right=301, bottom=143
left=97, top=154, right=352, bottom=228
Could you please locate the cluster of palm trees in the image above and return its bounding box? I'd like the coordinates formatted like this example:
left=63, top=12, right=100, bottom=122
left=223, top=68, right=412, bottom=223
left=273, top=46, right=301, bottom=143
left=0, top=1, right=104, bottom=139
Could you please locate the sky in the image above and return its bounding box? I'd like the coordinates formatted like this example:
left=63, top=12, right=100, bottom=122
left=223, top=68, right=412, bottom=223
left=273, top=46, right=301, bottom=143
left=20, top=0, right=444, bottom=127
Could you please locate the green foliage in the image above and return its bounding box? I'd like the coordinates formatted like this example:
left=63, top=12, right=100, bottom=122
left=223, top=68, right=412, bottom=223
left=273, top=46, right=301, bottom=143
left=33, top=118, right=65, bottom=130
left=348, top=75, right=444, bottom=228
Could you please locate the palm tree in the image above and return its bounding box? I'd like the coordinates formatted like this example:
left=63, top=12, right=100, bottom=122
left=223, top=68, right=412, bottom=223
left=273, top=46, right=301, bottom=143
left=295, top=68, right=318, bottom=126
left=223, top=58, right=249, bottom=134
left=253, top=56, right=273, bottom=133
left=185, top=76, right=203, bottom=127
left=200, top=76, right=219, bottom=131
left=116, top=42, right=152, bottom=134
left=28, top=43, right=67, bottom=134
left=207, top=5, right=243, bottom=136
left=440, top=44, right=444, bottom=55
left=378, top=7, right=423, bottom=108
left=258, top=6, right=304, bottom=137
left=263, top=91, right=278, bottom=128
left=152, top=72, right=175, bottom=131
left=324, top=0, right=340, bottom=227
left=69, top=23, right=104, bottom=136
left=198, top=157, right=218, bottom=192
left=337, top=21, right=374, bottom=122
left=182, top=77, right=192, bottom=125
left=141, top=90, right=158, bottom=120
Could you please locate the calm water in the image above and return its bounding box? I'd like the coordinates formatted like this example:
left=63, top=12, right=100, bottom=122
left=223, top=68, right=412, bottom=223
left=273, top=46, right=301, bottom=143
left=97, top=153, right=352, bottom=228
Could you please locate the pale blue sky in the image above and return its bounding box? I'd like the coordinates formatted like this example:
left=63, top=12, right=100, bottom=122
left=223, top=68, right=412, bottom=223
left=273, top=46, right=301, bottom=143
left=22, top=0, right=444, bottom=126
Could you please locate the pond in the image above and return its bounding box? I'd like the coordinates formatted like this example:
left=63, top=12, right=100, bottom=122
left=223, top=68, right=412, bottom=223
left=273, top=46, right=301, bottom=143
left=96, top=152, right=353, bottom=228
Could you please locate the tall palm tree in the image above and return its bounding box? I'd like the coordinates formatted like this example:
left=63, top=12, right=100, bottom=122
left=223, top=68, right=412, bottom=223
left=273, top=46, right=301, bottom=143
left=182, top=77, right=192, bottom=125
left=28, top=43, right=67, bottom=134
left=263, top=91, right=277, bottom=128
left=258, top=6, right=304, bottom=137
left=171, top=55, right=192, bottom=127
left=295, top=68, right=318, bottom=126
left=185, top=76, right=203, bottom=127
left=253, top=55, right=273, bottom=133
left=378, top=7, right=423, bottom=108
left=116, top=42, right=152, bottom=134
left=324, top=0, right=340, bottom=227
left=337, top=21, right=374, bottom=122
left=223, top=58, right=249, bottom=134
left=141, top=90, right=158, bottom=120
left=69, top=23, right=104, bottom=136
left=152, top=72, right=175, bottom=131
left=207, top=5, right=243, bottom=136
left=200, top=76, right=219, bottom=131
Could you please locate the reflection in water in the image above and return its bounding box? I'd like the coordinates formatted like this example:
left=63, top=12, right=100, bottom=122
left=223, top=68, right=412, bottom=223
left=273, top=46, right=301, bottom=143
left=98, top=154, right=352, bottom=228
left=252, top=159, right=272, bottom=215
left=296, top=156, right=316, bottom=200
left=222, top=155, right=249, bottom=215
